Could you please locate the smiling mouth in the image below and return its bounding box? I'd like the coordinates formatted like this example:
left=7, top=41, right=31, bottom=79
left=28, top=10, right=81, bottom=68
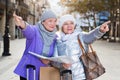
left=49, top=26, right=54, bottom=28
left=68, top=29, right=72, bottom=31
left=50, top=27, right=54, bottom=28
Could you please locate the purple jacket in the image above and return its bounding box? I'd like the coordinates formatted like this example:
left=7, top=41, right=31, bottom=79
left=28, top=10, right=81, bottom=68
left=14, top=24, right=56, bottom=80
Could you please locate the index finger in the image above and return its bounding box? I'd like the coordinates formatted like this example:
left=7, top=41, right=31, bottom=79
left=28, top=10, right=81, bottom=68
left=13, top=11, right=17, bottom=17
left=104, top=20, right=111, bottom=25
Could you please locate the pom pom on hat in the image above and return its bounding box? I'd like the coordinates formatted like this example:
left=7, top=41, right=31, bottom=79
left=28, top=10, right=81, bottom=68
left=40, top=9, right=57, bottom=22
left=58, top=14, right=76, bottom=28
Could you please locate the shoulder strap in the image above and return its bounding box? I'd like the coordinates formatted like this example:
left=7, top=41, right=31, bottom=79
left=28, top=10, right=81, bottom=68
left=77, top=35, right=86, bottom=54
left=77, top=35, right=94, bottom=54
left=89, top=44, right=94, bottom=52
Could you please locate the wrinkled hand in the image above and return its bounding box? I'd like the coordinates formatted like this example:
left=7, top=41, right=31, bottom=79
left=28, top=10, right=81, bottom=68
left=100, top=21, right=111, bottom=33
left=13, top=12, right=26, bottom=29
left=62, top=63, right=71, bottom=69
left=41, top=59, right=50, bottom=65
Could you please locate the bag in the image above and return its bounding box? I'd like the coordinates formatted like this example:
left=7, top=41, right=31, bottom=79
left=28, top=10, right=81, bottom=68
left=40, top=67, right=60, bottom=80
left=78, top=37, right=105, bottom=80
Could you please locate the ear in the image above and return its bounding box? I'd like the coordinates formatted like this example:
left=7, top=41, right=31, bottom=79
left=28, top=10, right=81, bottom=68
left=61, top=26, right=64, bottom=32
left=41, top=21, right=45, bottom=25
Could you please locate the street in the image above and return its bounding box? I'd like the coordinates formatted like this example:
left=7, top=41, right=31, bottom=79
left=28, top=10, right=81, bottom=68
left=0, top=39, right=120, bottom=80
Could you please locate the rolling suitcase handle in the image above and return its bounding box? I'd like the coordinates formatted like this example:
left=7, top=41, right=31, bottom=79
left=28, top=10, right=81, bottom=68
left=60, top=70, right=72, bottom=76
left=60, top=70, right=72, bottom=80
left=26, top=64, right=36, bottom=80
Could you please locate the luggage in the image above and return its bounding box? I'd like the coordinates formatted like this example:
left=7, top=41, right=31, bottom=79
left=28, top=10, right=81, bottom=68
left=26, top=65, right=72, bottom=80
left=40, top=67, right=60, bottom=80
left=60, top=70, right=72, bottom=80
left=26, top=64, right=36, bottom=80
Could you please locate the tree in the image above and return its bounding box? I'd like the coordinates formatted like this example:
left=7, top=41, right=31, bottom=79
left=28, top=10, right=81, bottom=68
left=60, top=0, right=120, bottom=40
left=63, top=0, right=106, bottom=27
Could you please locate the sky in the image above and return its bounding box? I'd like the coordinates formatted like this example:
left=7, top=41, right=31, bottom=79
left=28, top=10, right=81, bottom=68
left=48, top=0, right=63, bottom=16
left=47, top=0, right=94, bottom=26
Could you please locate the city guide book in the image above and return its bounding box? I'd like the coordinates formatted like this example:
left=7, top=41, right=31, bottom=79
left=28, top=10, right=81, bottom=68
left=28, top=51, right=75, bottom=64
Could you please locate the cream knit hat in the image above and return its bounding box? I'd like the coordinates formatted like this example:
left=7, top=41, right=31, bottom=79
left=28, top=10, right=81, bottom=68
left=58, top=14, right=76, bottom=28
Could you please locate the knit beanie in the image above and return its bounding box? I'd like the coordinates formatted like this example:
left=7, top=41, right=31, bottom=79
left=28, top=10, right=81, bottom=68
left=58, top=14, right=76, bottom=28
left=40, top=9, right=57, bottom=22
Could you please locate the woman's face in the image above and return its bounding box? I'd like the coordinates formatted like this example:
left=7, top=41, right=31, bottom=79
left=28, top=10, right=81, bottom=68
left=62, top=20, right=75, bottom=34
left=42, top=18, right=57, bottom=32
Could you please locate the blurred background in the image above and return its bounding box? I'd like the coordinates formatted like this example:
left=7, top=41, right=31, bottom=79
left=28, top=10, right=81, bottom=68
left=0, top=0, right=120, bottom=41
left=0, top=0, right=120, bottom=80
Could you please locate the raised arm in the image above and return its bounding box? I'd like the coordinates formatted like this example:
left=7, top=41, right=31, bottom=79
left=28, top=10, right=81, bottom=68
left=81, top=21, right=111, bottom=44
left=13, top=12, right=36, bottom=39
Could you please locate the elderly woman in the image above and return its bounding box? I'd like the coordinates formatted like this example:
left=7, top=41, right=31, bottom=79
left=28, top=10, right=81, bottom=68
left=54, top=14, right=110, bottom=80
left=13, top=9, right=57, bottom=80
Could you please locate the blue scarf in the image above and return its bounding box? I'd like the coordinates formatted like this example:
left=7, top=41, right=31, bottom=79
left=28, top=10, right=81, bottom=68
left=37, top=22, right=56, bottom=56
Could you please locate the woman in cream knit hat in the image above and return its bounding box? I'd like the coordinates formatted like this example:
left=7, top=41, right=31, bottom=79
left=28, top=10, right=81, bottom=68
left=54, top=14, right=110, bottom=80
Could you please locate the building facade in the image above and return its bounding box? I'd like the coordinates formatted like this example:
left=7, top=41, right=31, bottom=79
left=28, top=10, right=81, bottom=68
left=0, top=0, right=50, bottom=40
left=0, top=0, right=15, bottom=39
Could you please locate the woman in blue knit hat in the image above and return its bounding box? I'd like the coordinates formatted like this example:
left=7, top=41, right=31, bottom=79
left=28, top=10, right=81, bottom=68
left=53, top=14, right=110, bottom=80
left=13, top=9, right=57, bottom=80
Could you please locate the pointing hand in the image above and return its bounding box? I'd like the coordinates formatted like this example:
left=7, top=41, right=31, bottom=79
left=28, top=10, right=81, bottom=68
left=100, top=21, right=111, bottom=33
left=13, top=12, right=26, bottom=29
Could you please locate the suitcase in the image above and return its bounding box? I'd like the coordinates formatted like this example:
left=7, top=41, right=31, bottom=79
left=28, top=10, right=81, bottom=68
left=26, top=64, right=36, bottom=80
left=60, top=70, right=72, bottom=80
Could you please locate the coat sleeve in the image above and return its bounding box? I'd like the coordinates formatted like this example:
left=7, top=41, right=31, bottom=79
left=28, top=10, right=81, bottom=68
left=80, top=26, right=105, bottom=44
left=21, top=23, right=36, bottom=39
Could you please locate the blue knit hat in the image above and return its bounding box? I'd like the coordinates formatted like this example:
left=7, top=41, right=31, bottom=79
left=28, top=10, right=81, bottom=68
left=40, top=9, right=57, bottom=22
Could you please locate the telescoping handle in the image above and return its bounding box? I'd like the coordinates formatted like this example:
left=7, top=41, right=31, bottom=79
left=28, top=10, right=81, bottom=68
left=60, top=70, right=72, bottom=76
left=26, top=64, right=36, bottom=80
left=60, top=70, right=72, bottom=80
left=26, top=64, right=36, bottom=70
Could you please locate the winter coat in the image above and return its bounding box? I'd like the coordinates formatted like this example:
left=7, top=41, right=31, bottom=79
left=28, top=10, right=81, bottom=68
left=14, top=24, right=56, bottom=80
left=54, top=27, right=104, bottom=80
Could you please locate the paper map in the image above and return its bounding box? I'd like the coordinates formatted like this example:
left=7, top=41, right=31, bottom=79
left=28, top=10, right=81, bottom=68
left=28, top=51, right=75, bottom=64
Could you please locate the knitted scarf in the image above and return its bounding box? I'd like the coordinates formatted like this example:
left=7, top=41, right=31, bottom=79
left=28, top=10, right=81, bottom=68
left=37, top=22, right=56, bottom=56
